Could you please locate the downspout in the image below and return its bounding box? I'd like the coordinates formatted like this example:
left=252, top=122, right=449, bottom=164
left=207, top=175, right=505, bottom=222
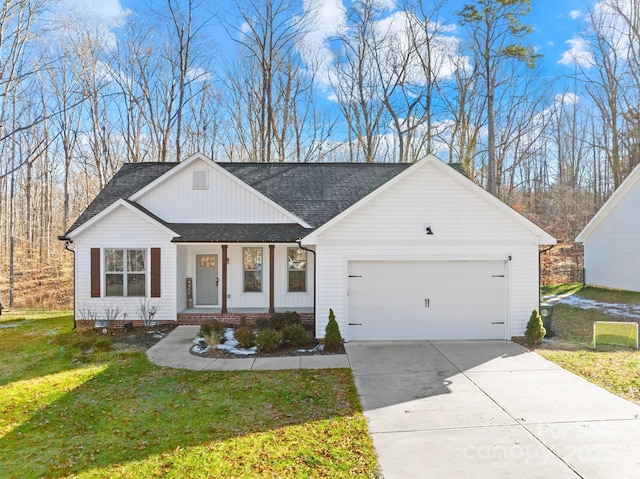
left=539, top=245, right=555, bottom=310
left=61, top=238, right=77, bottom=330
left=296, top=239, right=317, bottom=341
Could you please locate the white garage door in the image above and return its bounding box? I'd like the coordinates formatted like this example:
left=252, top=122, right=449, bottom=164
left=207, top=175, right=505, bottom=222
left=348, top=261, right=506, bottom=340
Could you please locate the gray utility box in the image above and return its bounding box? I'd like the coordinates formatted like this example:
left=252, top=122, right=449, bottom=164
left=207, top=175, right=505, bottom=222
left=539, top=303, right=554, bottom=337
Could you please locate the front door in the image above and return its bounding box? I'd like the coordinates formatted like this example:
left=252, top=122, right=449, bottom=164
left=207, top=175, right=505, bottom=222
left=196, top=254, right=218, bottom=305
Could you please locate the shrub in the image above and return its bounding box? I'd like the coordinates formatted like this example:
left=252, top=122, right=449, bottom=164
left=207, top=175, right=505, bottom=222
left=256, top=317, right=271, bottom=330
left=199, top=320, right=227, bottom=346
left=282, top=323, right=309, bottom=347
left=234, top=326, right=256, bottom=349
left=525, top=309, right=546, bottom=345
left=270, top=311, right=301, bottom=330
left=324, top=308, right=342, bottom=351
left=255, top=328, right=283, bottom=353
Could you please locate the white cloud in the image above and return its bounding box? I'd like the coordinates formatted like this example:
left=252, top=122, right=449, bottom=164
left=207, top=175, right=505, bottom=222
left=558, top=37, right=594, bottom=67
left=554, top=92, right=579, bottom=105
left=569, top=10, right=582, bottom=20
left=56, top=0, right=129, bottom=28
left=47, top=0, right=130, bottom=52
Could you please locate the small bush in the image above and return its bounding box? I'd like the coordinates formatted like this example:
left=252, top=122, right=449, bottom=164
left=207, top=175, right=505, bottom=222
left=256, top=317, right=271, bottom=330
left=525, top=309, right=546, bottom=345
left=255, top=328, right=283, bottom=353
left=234, top=326, right=256, bottom=349
left=199, top=320, right=227, bottom=346
left=270, top=311, right=301, bottom=330
left=324, top=309, right=342, bottom=351
left=282, top=323, right=309, bottom=347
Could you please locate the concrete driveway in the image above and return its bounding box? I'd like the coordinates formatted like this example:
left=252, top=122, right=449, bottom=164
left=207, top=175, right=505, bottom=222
left=345, top=341, right=640, bottom=479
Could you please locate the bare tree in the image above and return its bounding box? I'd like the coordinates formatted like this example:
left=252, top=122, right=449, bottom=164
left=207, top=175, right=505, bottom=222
left=330, top=0, right=389, bottom=163
left=456, top=0, right=539, bottom=195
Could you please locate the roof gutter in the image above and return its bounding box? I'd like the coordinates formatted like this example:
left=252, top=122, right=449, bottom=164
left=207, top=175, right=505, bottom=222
left=296, top=239, right=317, bottom=341
left=61, top=238, right=77, bottom=330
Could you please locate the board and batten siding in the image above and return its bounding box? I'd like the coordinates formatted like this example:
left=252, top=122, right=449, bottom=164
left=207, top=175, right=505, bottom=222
left=175, top=244, right=313, bottom=311
left=136, top=158, right=295, bottom=224
left=72, top=206, right=177, bottom=322
left=311, top=161, right=542, bottom=340
left=583, top=178, right=640, bottom=292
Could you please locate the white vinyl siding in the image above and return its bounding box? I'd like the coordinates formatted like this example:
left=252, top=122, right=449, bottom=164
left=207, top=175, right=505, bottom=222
left=311, top=161, right=542, bottom=341
left=136, top=159, right=295, bottom=224
left=583, top=177, right=640, bottom=292
left=72, top=206, right=177, bottom=322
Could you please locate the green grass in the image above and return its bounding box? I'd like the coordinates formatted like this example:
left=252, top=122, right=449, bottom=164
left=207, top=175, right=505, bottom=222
left=536, top=284, right=640, bottom=406
left=0, top=310, right=377, bottom=478
left=540, top=282, right=583, bottom=299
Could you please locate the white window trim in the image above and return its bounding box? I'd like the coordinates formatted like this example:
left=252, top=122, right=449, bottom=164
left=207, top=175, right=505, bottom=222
left=104, top=248, right=148, bottom=297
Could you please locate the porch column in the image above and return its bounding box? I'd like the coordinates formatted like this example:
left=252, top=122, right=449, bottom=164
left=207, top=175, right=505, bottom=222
left=269, top=244, right=275, bottom=314
left=221, top=245, right=228, bottom=314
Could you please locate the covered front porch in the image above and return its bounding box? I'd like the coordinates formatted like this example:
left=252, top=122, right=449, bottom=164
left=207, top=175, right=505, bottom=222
left=174, top=242, right=315, bottom=324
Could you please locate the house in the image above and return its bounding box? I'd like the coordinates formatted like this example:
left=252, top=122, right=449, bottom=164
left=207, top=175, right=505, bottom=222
left=576, top=163, right=640, bottom=292
left=60, top=153, right=556, bottom=340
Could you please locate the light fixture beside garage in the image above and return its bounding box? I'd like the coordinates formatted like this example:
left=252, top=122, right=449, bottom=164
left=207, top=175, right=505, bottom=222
left=424, top=224, right=434, bottom=235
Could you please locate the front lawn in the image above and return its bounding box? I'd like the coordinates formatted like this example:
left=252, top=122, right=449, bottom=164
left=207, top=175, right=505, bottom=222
left=0, top=310, right=377, bottom=478
left=536, top=284, right=640, bottom=405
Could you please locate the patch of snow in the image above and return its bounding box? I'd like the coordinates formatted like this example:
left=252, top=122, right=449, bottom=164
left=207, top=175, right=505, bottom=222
left=297, top=343, right=323, bottom=353
left=191, top=343, right=210, bottom=354
left=195, top=328, right=258, bottom=356
left=0, top=322, right=22, bottom=329
left=548, top=294, right=640, bottom=320
left=216, top=344, right=257, bottom=355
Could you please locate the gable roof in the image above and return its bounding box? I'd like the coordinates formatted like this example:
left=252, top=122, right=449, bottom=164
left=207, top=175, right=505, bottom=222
left=129, top=153, right=312, bottom=228
left=63, top=154, right=553, bottom=245
left=63, top=157, right=411, bottom=240
left=219, top=162, right=410, bottom=228
left=576, top=163, right=640, bottom=242
left=302, top=154, right=556, bottom=245
left=65, top=162, right=178, bottom=236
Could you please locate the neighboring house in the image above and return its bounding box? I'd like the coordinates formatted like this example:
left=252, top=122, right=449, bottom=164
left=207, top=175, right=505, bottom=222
left=576, top=163, right=640, bottom=292
left=60, top=153, right=556, bottom=341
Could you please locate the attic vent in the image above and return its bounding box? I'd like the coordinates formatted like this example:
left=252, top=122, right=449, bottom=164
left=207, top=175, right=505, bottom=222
left=192, top=170, right=208, bottom=190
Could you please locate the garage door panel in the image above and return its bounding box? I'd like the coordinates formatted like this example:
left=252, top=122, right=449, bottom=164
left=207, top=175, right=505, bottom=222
left=348, top=261, right=506, bottom=341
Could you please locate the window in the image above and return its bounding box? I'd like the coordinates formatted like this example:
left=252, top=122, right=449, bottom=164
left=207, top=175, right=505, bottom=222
left=243, top=247, right=262, bottom=292
left=105, top=249, right=146, bottom=297
left=288, top=248, right=307, bottom=292
left=192, top=170, right=208, bottom=189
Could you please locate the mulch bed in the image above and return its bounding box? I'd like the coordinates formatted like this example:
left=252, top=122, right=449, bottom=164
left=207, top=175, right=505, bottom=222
left=107, top=324, right=177, bottom=351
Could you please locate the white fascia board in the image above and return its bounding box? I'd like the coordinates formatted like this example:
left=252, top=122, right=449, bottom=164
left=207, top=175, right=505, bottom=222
left=129, top=152, right=311, bottom=229
left=576, top=163, right=640, bottom=242
left=302, top=154, right=556, bottom=246
left=66, top=198, right=179, bottom=240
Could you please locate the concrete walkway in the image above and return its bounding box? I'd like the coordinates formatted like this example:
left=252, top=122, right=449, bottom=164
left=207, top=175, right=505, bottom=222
left=345, top=341, right=640, bottom=479
left=146, top=325, right=350, bottom=371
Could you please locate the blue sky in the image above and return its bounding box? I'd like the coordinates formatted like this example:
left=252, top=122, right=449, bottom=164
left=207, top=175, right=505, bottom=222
left=84, top=0, right=597, bottom=79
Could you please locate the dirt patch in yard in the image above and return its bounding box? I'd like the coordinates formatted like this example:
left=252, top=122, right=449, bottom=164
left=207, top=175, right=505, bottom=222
left=103, top=325, right=177, bottom=352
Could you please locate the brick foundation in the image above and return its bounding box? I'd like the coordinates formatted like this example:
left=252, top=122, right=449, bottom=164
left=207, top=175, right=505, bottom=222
left=177, top=312, right=315, bottom=326
left=75, top=319, right=178, bottom=330
left=74, top=313, right=315, bottom=329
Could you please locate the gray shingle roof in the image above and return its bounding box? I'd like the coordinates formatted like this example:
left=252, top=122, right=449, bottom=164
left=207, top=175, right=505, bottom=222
left=169, top=223, right=311, bottom=242
left=219, top=163, right=411, bottom=228
left=65, top=162, right=178, bottom=235
left=63, top=161, right=415, bottom=241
